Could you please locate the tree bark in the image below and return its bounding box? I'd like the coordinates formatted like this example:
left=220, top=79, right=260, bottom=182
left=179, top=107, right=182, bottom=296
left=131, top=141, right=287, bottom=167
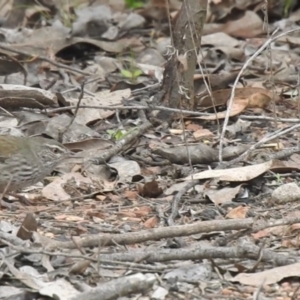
left=157, top=0, right=208, bottom=121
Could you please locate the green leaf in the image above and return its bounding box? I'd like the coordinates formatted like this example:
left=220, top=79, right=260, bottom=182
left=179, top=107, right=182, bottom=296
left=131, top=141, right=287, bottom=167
left=121, top=69, right=133, bottom=78
left=284, top=0, right=292, bottom=16
left=114, top=130, right=126, bottom=140
left=107, top=127, right=137, bottom=140
left=107, top=129, right=115, bottom=137
left=132, top=69, right=142, bottom=78
left=125, top=0, right=144, bottom=8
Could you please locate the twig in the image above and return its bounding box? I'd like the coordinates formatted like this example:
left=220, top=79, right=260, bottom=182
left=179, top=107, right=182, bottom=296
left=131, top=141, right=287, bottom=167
left=5, top=239, right=296, bottom=266
left=2, top=245, right=167, bottom=272
left=69, top=273, right=156, bottom=300
left=46, top=218, right=254, bottom=250
left=167, top=181, right=199, bottom=247
left=168, top=180, right=199, bottom=227
left=240, top=115, right=300, bottom=123
left=44, top=104, right=211, bottom=116
left=45, top=215, right=300, bottom=251
left=220, top=122, right=300, bottom=168
left=61, top=82, right=85, bottom=139
left=218, top=27, right=300, bottom=162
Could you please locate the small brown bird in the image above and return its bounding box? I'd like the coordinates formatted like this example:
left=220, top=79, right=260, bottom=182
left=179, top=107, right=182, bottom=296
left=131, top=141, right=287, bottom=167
left=0, top=135, right=70, bottom=193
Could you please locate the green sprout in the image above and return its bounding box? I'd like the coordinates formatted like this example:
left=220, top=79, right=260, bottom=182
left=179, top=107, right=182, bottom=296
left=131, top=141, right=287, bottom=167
left=121, top=68, right=143, bottom=81
left=125, top=0, right=144, bottom=9
left=107, top=128, right=137, bottom=141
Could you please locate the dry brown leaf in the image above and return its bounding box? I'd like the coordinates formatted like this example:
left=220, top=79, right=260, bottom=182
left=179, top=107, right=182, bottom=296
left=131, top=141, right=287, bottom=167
left=198, top=87, right=276, bottom=108
left=226, top=206, right=249, bottom=219
left=290, top=223, right=300, bottom=232
left=124, top=190, right=139, bottom=200
left=196, top=99, right=249, bottom=120
left=139, top=180, right=163, bottom=198
left=69, top=260, right=91, bottom=275
left=222, top=11, right=263, bottom=38
left=17, top=213, right=37, bottom=240
left=144, top=216, right=159, bottom=228
left=251, top=229, right=272, bottom=240
left=134, top=206, right=152, bottom=217
left=185, top=123, right=202, bottom=131
left=193, top=128, right=214, bottom=139
left=248, top=93, right=271, bottom=108
left=117, top=211, right=137, bottom=218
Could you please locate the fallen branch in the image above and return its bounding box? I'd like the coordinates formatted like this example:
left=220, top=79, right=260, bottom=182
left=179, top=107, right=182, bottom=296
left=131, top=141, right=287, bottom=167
left=45, top=216, right=300, bottom=251
left=47, top=218, right=254, bottom=250
left=70, top=273, right=156, bottom=300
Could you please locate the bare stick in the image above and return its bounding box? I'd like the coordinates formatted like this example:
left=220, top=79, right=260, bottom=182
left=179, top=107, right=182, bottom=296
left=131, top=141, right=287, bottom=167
left=218, top=27, right=300, bottom=162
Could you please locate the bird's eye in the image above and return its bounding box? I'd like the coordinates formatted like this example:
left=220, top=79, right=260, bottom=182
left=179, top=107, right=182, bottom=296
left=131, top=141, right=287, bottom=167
left=53, top=148, right=59, bottom=154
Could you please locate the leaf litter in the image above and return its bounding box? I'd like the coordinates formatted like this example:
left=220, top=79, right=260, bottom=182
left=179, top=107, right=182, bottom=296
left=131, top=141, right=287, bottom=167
left=1, top=0, right=300, bottom=299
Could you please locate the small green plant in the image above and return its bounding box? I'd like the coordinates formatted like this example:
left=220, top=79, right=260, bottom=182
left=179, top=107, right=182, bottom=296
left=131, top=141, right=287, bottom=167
left=120, top=55, right=143, bottom=82
left=121, top=68, right=143, bottom=81
left=107, top=128, right=136, bottom=141
left=107, top=129, right=126, bottom=141
left=275, top=173, right=283, bottom=184
left=125, top=0, right=144, bottom=9
left=284, top=0, right=293, bottom=17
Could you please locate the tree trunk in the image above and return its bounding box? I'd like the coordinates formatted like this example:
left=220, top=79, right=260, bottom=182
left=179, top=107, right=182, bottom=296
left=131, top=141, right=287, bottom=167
left=157, top=0, right=208, bottom=121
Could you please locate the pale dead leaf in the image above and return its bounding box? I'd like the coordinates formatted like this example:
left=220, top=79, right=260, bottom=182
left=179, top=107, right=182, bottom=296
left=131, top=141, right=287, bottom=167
left=42, top=172, right=92, bottom=201
left=55, top=215, right=84, bottom=222
left=95, top=195, right=106, bottom=201
left=169, top=129, right=184, bottom=134
left=205, top=185, right=242, bottom=205
left=0, top=84, right=58, bottom=108
left=184, top=161, right=273, bottom=181
left=39, top=278, right=80, bottom=299
left=69, top=89, right=131, bottom=124
left=231, top=262, right=300, bottom=286
left=202, top=32, right=240, bottom=47
left=136, top=63, right=164, bottom=82
left=109, top=160, right=141, bottom=183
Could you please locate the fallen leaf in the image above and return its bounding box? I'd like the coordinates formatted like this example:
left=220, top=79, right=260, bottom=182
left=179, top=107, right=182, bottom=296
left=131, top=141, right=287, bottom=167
left=226, top=206, right=249, bottom=219
left=184, top=161, right=273, bottom=181
left=231, top=262, right=300, bottom=286
left=144, top=216, right=159, bottom=228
